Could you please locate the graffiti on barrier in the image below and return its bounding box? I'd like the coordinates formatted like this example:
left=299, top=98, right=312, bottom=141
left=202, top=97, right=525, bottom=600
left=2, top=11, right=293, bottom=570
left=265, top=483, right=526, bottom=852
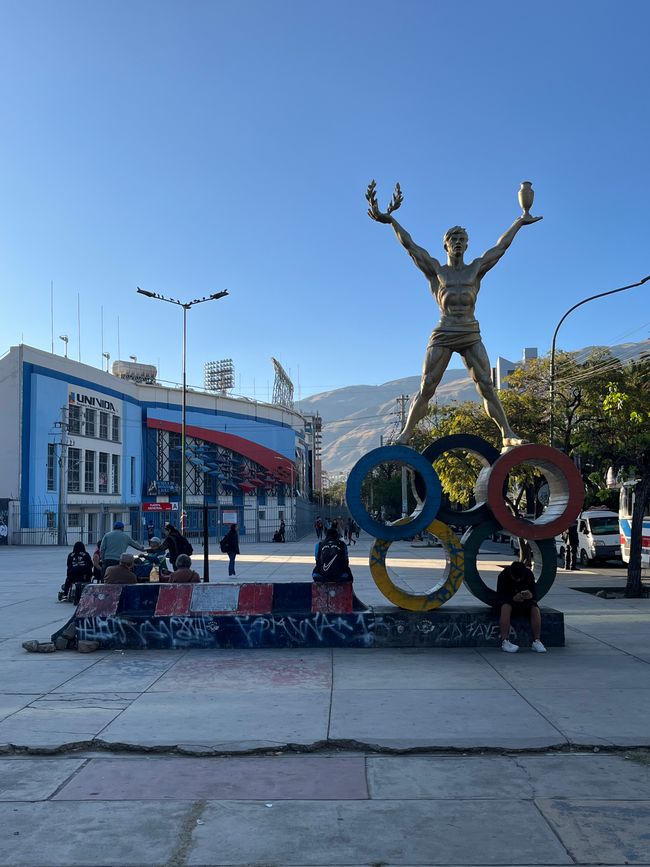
left=75, top=612, right=376, bottom=650
left=73, top=609, right=563, bottom=650
left=234, top=613, right=374, bottom=649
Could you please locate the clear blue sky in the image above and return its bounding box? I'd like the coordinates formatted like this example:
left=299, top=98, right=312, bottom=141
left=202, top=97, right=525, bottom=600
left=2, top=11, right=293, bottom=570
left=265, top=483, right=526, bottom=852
left=1, top=0, right=649, bottom=399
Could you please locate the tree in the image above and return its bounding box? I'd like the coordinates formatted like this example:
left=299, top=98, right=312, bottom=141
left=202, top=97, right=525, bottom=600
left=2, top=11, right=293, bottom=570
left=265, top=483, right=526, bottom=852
left=411, top=350, right=642, bottom=564
left=602, top=361, right=650, bottom=597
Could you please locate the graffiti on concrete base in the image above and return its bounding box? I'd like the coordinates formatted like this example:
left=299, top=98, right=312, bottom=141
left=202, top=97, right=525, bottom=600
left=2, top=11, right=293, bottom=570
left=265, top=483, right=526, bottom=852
left=233, top=613, right=374, bottom=649
left=75, top=612, right=376, bottom=650
left=73, top=608, right=562, bottom=650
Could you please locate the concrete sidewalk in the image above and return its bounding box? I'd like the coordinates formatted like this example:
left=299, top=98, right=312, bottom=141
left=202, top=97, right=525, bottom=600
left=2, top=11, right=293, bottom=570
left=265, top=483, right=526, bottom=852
left=1, top=538, right=649, bottom=865
left=1, top=536, right=648, bottom=754
left=1, top=751, right=650, bottom=866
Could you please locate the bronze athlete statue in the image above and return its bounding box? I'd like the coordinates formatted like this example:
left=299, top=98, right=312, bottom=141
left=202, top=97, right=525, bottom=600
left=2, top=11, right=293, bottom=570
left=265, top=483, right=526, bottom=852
left=366, top=181, right=542, bottom=448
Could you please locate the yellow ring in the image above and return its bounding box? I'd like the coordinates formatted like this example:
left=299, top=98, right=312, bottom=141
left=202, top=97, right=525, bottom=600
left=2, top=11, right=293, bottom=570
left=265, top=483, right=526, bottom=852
left=369, top=519, right=464, bottom=611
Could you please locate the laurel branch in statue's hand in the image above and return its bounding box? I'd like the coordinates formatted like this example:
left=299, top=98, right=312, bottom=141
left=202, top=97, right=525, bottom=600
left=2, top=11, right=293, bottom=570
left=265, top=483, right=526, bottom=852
left=366, top=180, right=403, bottom=223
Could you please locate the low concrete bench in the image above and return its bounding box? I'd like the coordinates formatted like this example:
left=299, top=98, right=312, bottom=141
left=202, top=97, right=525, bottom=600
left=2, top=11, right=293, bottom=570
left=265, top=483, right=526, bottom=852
left=52, top=583, right=564, bottom=651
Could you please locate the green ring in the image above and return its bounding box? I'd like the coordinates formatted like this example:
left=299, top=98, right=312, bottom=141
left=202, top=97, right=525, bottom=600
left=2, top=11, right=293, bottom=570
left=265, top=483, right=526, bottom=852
left=462, top=519, right=557, bottom=605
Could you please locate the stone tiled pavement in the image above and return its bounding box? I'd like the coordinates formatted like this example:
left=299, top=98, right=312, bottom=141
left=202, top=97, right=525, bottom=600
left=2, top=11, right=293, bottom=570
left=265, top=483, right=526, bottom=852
left=0, top=538, right=649, bottom=865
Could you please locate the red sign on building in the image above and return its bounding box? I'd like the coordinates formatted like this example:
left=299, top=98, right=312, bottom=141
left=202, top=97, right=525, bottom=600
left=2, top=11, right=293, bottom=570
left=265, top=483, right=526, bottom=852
left=142, top=502, right=178, bottom=512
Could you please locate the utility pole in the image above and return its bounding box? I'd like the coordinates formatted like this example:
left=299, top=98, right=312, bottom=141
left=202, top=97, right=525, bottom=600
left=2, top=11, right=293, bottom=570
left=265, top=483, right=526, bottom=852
left=53, top=406, right=70, bottom=546
left=397, top=395, right=409, bottom=517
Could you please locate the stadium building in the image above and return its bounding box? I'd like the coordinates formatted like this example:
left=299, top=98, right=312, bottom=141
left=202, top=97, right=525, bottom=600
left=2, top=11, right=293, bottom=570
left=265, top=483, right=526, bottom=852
left=0, top=345, right=319, bottom=545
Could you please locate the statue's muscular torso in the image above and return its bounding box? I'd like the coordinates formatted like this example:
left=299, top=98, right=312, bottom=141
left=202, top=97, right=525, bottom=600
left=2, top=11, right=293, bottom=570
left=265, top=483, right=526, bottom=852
left=427, top=260, right=482, bottom=333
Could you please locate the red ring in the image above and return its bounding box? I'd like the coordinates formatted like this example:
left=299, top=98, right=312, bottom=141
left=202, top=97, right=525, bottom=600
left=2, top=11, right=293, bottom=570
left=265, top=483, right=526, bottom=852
left=481, top=444, right=584, bottom=540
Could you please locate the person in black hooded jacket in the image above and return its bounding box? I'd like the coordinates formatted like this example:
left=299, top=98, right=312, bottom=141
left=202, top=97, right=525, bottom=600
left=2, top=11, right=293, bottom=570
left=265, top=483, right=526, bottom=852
left=59, top=541, right=93, bottom=601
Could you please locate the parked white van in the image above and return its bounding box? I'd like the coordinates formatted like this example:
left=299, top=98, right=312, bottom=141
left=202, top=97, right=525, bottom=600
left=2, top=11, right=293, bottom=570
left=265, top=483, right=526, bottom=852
left=556, top=509, right=621, bottom=566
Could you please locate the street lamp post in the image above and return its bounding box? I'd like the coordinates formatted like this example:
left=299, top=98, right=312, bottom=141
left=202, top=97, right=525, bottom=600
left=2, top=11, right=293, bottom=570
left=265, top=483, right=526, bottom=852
left=137, top=287, right=229, bottom=531
left=549, top=275, right=649, bottom=447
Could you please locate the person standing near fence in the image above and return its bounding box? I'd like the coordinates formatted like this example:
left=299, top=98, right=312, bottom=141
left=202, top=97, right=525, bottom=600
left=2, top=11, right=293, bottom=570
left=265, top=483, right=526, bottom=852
left=220, top=524, right=240, bottom=576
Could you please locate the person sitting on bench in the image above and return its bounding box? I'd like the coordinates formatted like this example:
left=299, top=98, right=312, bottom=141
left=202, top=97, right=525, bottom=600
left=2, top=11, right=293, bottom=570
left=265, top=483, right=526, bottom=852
left=163, top=553, right=201, bottom=583
left=312, top=527, right=353, bottom=582
left=104, top=552, right=138, bottom=584
left=497, top=560, right=546, bottom=653
left=58, top=541, right=93, bottom=601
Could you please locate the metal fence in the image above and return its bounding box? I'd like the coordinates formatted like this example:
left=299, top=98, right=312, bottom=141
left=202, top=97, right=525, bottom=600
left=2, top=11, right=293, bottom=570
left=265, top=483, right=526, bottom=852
left=7, top=502, right=141, bottom=547
left=6, top=499, right=351, bottom=547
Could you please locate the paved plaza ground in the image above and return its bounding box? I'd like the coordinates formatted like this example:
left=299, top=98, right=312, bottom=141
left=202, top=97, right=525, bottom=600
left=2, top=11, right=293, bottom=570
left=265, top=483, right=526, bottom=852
left=1, top=537, right=649, bottom=866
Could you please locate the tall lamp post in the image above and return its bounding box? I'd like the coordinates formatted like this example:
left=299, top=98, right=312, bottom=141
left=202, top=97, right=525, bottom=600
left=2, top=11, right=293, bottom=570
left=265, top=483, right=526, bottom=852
left=137, top=287, right=229, bottom=531
left=549, top=275, right=649, bottom=447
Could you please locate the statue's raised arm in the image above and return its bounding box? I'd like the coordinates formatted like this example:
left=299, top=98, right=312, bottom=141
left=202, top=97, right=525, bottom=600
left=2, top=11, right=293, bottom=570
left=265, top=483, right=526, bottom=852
left=476, top=211, right=543, bottom=278
left=366, top=180, right=441, bottom=277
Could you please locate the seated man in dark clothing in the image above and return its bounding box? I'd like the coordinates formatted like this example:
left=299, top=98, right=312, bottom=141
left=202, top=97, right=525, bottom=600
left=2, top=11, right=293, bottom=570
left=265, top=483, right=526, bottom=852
left=59, top=542, right=93, bottom=601
left=312, top=527, right=353, bottom=582
left=496, top=560, right=546, bottom=653
left=104, top=553, right=138, bottom=585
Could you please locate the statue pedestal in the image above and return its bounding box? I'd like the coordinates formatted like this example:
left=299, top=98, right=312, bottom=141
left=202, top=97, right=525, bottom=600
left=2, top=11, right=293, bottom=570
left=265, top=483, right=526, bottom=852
left=53, top=583, right=564, bottom=650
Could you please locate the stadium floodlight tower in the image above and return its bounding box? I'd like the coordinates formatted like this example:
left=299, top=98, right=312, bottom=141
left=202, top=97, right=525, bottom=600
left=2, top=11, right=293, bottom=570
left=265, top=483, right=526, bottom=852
left=136, top=286, right=229, bottom=531
left=204, top=359, right=235, bottom=394
left=271, top=357, right=294, bottom=409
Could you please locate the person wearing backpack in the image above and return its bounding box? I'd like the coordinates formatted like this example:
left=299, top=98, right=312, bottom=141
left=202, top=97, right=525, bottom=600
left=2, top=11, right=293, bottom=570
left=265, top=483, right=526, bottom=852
left=312, top=527, right=353, bottom=583
left=161, top=522, right=193, bottom=569
left=220, top=524, right=240, bottom=576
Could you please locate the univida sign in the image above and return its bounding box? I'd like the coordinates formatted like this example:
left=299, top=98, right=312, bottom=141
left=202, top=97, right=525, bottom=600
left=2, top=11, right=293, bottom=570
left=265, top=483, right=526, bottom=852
left=69, top=391, right=117, bottom=412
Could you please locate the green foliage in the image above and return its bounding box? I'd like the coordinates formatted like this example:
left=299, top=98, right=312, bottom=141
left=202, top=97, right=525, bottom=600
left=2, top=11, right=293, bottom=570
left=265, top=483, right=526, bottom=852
left=601, top=359, right=650, bottom=596
left=360, top=461, right=417, bottom=521
left=422, top=404, right=498, bottom=507
left=410, top=350, right=646, bottom=513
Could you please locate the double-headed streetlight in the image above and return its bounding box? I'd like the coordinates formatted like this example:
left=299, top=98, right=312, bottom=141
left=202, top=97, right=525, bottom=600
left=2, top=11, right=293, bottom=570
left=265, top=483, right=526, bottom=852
left=549, top=275, right=649, bottom=447
left=137, top=287, right=229, bottom=530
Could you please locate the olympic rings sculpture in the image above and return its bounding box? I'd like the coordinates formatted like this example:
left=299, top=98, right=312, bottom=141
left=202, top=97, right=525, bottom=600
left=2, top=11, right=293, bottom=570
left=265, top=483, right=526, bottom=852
left=346, top=437, right=584, bottom=611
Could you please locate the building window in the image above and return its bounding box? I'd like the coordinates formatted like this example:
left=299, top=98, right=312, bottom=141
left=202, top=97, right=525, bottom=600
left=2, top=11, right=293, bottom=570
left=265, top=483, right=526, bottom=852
left=99, top=412, right=109, bottom=439
left=47, top=443, right=56, bottom=491
left=85, top=408, right=96, bottom=437
left=258, top=509, right=266, bottom=521
left=68, top=512, right=81, bottom=527
left=112, top=415, right=121, bottom=442
left=84, top=450, right=95, bottom=493
left=99, top=453, right=109, bottom=493
left=112, top=454, right=120, bottom=494
left=130, top=457, right=136, bottom=495
left=67, top=448, right=81, bottom=493
left=68, top=405, right=81, bottom=435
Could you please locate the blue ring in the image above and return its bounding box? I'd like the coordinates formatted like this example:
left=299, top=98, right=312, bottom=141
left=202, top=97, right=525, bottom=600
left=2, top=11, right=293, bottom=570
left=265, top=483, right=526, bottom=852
left=346, top=445, right=441, bottom=541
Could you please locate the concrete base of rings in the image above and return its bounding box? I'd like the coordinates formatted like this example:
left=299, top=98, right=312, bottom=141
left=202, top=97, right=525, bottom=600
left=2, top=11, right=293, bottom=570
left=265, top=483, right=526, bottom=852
left=53, top=583, right=564, bottom=649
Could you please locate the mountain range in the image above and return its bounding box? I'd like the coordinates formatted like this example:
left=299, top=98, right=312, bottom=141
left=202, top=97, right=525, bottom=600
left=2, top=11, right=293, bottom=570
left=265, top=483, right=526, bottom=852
left=296, top=339, right=650, bottom=475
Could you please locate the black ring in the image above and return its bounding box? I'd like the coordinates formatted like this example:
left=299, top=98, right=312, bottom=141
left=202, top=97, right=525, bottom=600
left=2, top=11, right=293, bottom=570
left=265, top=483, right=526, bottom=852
left=416, top=434, right=500, bottom=527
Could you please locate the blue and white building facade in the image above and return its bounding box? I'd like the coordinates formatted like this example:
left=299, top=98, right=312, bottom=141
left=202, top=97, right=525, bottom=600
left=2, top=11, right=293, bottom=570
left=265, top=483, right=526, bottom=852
left=0, top=345, right=311, bottom=544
